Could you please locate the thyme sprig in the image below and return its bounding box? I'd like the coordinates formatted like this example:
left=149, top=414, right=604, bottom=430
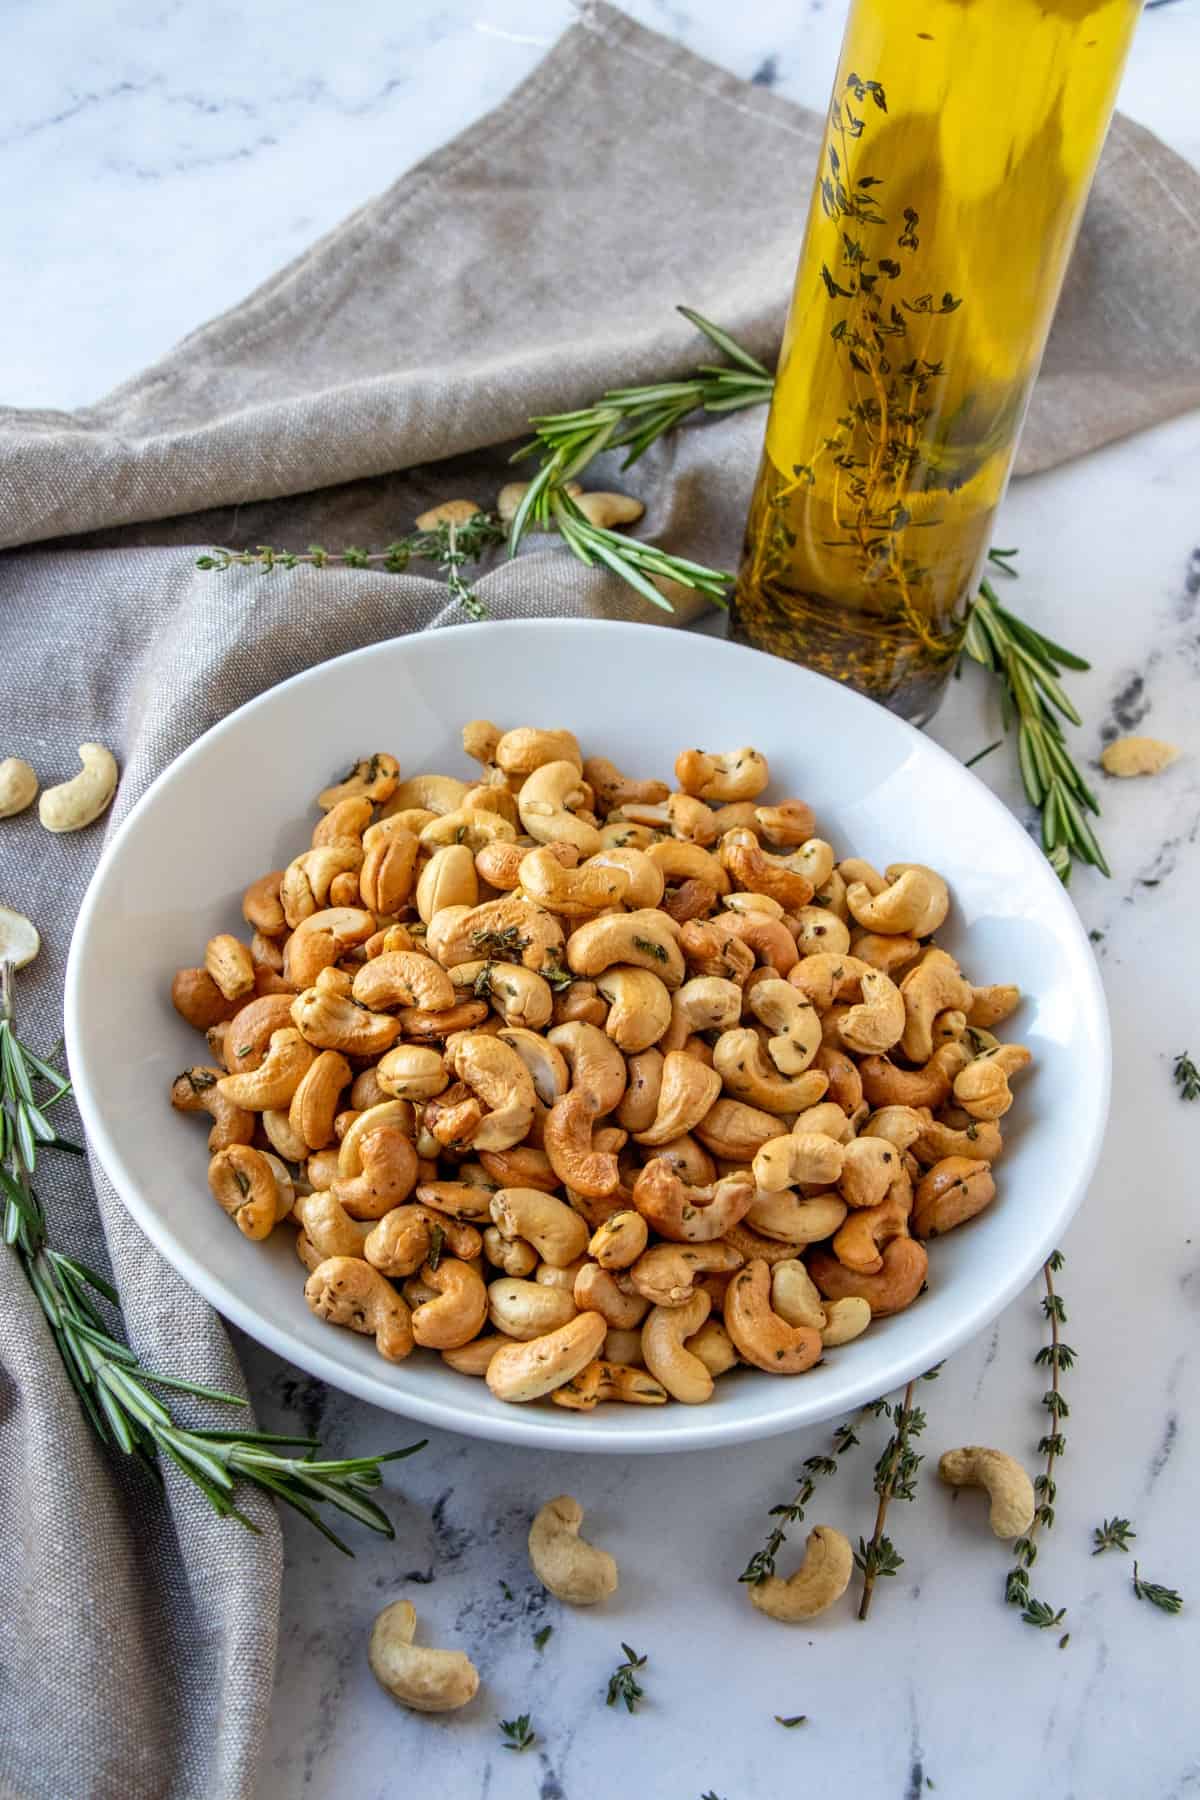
left=1005, top=1251, right=1071, bottom=1626
left=1093, top=1516, right=1136, bottom=1555
left=739, top=1418, right=861, bottom=1585
left=605, top=1643, right=648, bottom=1713
left=197, top=511, right=507, bottom=621
left=855, top=1373, right=936, bottom=1621
left=1132, top=1563, right=1183, bottom=1615
left=964, top=553, right=1108, bottom=883
left=0, top=960, right=422, bottom=1552
left=1173, top=1051, right=1200, bottom=1102
left=499, top=1713, right=537, bottom=1751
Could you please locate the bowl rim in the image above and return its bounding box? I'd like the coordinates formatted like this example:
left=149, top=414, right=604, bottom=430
left=64, top=617, right=1111, bottom=1453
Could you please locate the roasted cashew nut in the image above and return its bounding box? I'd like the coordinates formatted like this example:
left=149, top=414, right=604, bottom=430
left=291, top=989, right=402, bottom=1059
left=912, top=1156, right=996, bottom=1237
left=859, top=1042, right=970, bottom=1110
left=486, top=1311, right=607, bottom=1402
left=770, top=1260, right=828, bottom=1331
left=553, top=1359, right=668, bottom=1409
left=726, top=1260, right=823, bottom=1373
left=746, top=1190, right=847, bottom=1245
left=491, top=1187, right=589, bottom=1268
left=376, top=1045, right=449, bottom=1102
left=352, top=951, right=456, bottom=1014
left=746, top=978, right=821, bottom=1075
left=753, top=1129, right=845, bottom=1194
left=368, top=1600, right=479, bottom=1712
left=331, top=1121, right=420, bottom=1218
left=566, top=908, right=685, bottom=988
left=633, top=1159, right=755, bottom=1244
left=660, top=976, right=742, bottom=1054
left=588, top=1208, right=649, bottom=1270
left=713, top=1029, right=828, bottom=1117
left=749, top=1525, right=854, bottom=1621
left=582, top=756, right=668, bottom=812
left=719, top=828, right=814, bottom=911
left=694, top=1097, right=781, bottom=1162
left=837, top=967, right=906, bottom=1056
left=641, top=1290, right=714, bottom=1403
left=675, top=745, right=769, bottom=803
left=633, top=1050, right=722, bottom=1146
left=518, top=760, right=601, bottom=856
left=938, top=1446, right=1036, bottom=1539
left=595, top=967, right=672, bottom=1053
left=208, top=1144, right=291, bottom=1239
left=496, top=726, right=582, bottom=776
left=38, top=742, right=119, bottom=834
left=304, top=1255, right=414, bottom=1360
left=433, top=893, right=565, bottom=973
left=519, top=845, right=630, bottom=916
left=443, top=1033, right=536, bottom=1151
left=547, top=1019, right=627, bottom=1114
left=808, top=1237, right=929, bottom=1317
left=627, top=1240, right=743, bottom=1307
left=528, top=1495, right=618, bottom=1603
left=170, top=1066, right=255, bottom=1152
left=284, top=906, right=375, bottom=988
left=846, top=863, right=949, bottom=938
left=898, top=949, right=975, bottom=1064
left=544, top=1087, right=620, bottom=1199
left=410, top=1257, right=489, bottom=1349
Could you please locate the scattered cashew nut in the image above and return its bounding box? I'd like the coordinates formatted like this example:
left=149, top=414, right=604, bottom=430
left=528, top=1494, right=618, bottom=1604
left=38, top=743, right=119, bottom=833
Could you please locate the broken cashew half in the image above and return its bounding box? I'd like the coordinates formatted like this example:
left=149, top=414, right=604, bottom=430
left=0, top=904, right=40, bottom=969
left=528, top=1494, right=618, bottom=1604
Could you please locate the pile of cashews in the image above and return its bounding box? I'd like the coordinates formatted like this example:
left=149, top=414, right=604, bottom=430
left=168, top=723, right=1032, bottom=1413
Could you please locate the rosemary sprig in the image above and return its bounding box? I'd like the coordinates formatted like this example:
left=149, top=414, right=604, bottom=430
left=0, top=960, right=422, bottom=1552
left=499, top=1713, right=537, bottom=1751
left=1005, top=1252, right=1071, bottom=1625
left=1132, top=1563, right=1183, bottom=1615
left=605, top=1643, right=648, bottom=1713
left=855, top=1376, right=933, bottom=1620
left=964, top=553, right=1108, bottom=883
left=739, top=1419, right=861, bottom=1584
left=1093, top=1516, right=1136, bottom=1555
left=1173, top=1052, right=1200, bottom=1102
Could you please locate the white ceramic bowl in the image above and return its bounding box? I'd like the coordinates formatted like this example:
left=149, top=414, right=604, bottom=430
left=66, top=620, right=1109, bottom=1452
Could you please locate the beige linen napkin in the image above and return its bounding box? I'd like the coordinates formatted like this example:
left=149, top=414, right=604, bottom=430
left=2, top=6, right=1197, bottom=1798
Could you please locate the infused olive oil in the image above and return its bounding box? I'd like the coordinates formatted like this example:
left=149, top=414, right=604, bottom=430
left=732, top=0, right=1139, bottom=721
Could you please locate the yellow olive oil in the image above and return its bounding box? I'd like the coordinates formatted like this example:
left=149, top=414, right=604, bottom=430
left=732, top=0, right=1140, bottom=721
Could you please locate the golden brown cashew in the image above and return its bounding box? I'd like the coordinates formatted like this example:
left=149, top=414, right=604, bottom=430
left=415, top=843, right=478, bottom=921
left=912, top=1157, right=996, bottom=1237
left=304, top=1255, right=414, bottom=1360
left=241, top=870, right=287, bottom=938
left=581, top=756, right=666, bottom=812
left=368, top=1600, right=479, bottom=1713
left=719, top=829, right=814, bottom=911
left=376, top=1045, right=449, bottom=1101
left=497, top=726, right=582, bottom=775
left=566, top=909, right=685, bottom=988
left=820, top=1296, right=872, bottom=1346
left=787, top=951, right=876, bottom=1011
left=633, top=1051, right=722, bottom=1146
left=790, top=906, right=852, bottom=956
left=217, top=1028, right=314, bottom=1110
left=331, top=1123, right=420, bottom=1218
left=443, top=1033, right=536, bottom=1151
left=678, top=918, right=756, bottom=985
left=222, top=994, right=296, bottom=1075
left=586, top=847, right=664, bottom=910
left=685, top=1318, right=739, bottom=1376
left=837, top=1136, right=904, bottom=1210
left=659, top=976, right=743, bottom=1054
left=553, top=1361, right=668, bottom=1409
left=171, top=968, right=242, bottom=1032
left=652, top=1133, right=716, bottom=1186
left=38, top=742, right=119, bottom=833
left=595, top=967, right=672, bottom=1053
left=665, top=792, right=718, bottom=844
left=627, top=1240, right=743, bottom=1307
left=746, top=1190, right=848, bottom=1245
left=170, top=1066, right=255, bottom=1151
left=632, top=1160, right=755, bottom=1244
left=419, top=808, right=516, bottom=854
left=281, top=844, right=362, bottom=928
left=284, top=907, right=375, bottom=988
left=491, top=1187, right=589, bottom=1268
left=483, top=1227, right=538, bottom=1277
left=548, top=1019, right=628, bottom=1114
left=588, top=1209, right=649, bottom=1269
left=749, top=1526, right=854, bottom=1621
left=409, top=1258, right=488, bottom=1349
left=862, top=1104, right=928, bottom=1151
left=746, top=979, right=821, bottom=1075
left=713, top=1029, right=828, bottom=1117
left=754, top=799, right=816, bottom=847
left=486, top=1311, right=607, bottom=1403
left=383, top=773, right=468, bottom=817
left=614, top=1049, right=663, bottom=1133
left=808, top=1238, right=929, bottom=1317
left=352, top=951, right=456, bottom=1014
left=859, top=1041, right=970, bottom=1110
left=291, top=989, right=401, bottom=1059
left=415, top=1179, right=495, bottom=1224
left=831, top=1188, right=911, bottom=1274
left=753, top=1131, right=845, bottom=1194
left=316, top=753, right=399, bottom=811
left=938, top=1447, right=1036, bottom=1539
left=846, top=863, right=949, bottom=937
left=487, top=1277, right=578, bottom=1339
left=528, top=1496, right=618, bottom=1602
left=641, top=1290, right=714, bottom=1402
left=966, top=983, right=1022, bottom=1028
left=294, top=1190, right=373, bottom=1263
left=644, top=838, right=730, bottom=895
left=518, top=760, right=601, bottom=855
left=953, top=1046, right=1031, bottom=1120
left=519, top=845, right=630, bottom=917
left=451, top=962, right=553, bottom=1030
left=770, top=1260, right=827, bottom=1331
left=726, top=1260, right=823, bottom=1373
left=838, top=968, right=905, bottom=1055
left=434, top=893, right=565, bottom=973
left=675, top=746, right=769, bottom=802
left=912, top=1115, right=1003, bottom=1165
left=544, top=1088, right=620, bottom=1198
left=694, top=1097, right=781, bottom=1161
left=287, top=1050, right=352, bottom=1150
left=573, top=1264, right=649, bottom=1329
left=204, top=934, right=255, bottom=1003
left=442, top=1332, right=515, bottom=1376
left=207, top=1144, right=291, bottom=1239
left=898, top=949, right=975, bottom=1064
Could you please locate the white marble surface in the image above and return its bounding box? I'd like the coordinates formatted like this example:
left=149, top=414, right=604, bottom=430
left=6, top=3, right=1200, bottom=1797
